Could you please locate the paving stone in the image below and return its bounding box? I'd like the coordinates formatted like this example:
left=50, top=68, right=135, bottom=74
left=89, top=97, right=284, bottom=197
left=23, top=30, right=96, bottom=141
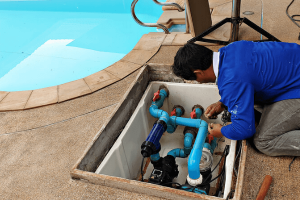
left=0, top=90, right=32, bottom=111
left=157, top=10, right=186, bottom=28
left=206, top=15, right=231, bottom=41
left=171, top=33, right=218, bottom=46
left=148, top=46, right=182, bottom=65
left=162, top=34, right=177, bottom=45
left=211, top=1, right=232, bottom=16
left=121, top=50, right=157, bottom=65
left=0, top=91, right=9, bottom=102
left=209, top=0, right=232, bottom=9
left=58, top=79, right=92, bottom=102
left=171, top=33, right=193, bottom=45
left=84, top=70, right=120, bottom=92
left=133, top=33, right=166, bottom=51
left=105, top=61, right=141, bottom=79
left=25, top=86, right=58, bottom=109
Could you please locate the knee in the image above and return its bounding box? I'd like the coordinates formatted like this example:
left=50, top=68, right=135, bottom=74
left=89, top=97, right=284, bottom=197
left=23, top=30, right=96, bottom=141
left=253, top=137, right=265, bottom=151
left=253, top=137, right=276, bottom=156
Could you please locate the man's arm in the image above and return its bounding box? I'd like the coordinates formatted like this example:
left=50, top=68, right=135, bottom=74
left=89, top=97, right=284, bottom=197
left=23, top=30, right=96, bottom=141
left=208, top=123, right=223, bottom=137
left=219, top=81, right=256, bottom=140
left=205, top=101, right=225, bottom=119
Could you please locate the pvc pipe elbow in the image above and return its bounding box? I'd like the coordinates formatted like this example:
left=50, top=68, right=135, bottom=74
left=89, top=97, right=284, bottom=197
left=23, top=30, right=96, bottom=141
left=184, top=133, right=194, bottom=148
left=160, top=111, right=170, bottom=124
left=187, top=174, right=203, bottom=186
left=149, top=105, right=159, bottom=118
left=167, top=148, right=187, bottom=158
left=150, top=153, right=161, bottom=162
left=149, top=106, right=169, bottom=123
left=184, top=133, right=194, bottom=154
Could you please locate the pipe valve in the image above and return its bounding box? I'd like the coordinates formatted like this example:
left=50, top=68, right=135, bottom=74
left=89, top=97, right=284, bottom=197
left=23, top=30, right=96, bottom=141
left=153, top=90, right=160, bottom=101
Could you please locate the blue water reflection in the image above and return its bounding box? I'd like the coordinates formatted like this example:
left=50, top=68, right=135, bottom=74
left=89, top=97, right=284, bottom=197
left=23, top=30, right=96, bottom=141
left=0, top=0, right=163, bottom=91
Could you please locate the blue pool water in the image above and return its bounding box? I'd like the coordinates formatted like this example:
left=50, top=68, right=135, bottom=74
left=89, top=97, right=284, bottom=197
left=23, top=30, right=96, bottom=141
left=0, top=0, right=163, bottom=91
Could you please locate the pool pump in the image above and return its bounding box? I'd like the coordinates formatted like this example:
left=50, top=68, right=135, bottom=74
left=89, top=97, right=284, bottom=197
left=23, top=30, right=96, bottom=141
left=140, top=85, right=218, bottom=194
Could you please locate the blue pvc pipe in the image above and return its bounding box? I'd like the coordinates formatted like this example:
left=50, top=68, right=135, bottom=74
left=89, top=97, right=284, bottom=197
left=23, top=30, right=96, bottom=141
left=167, top=132, right=194, bottom=158
left=188, top=120, right=208, bottom=179
left=184, top=132, right=194, bottom=155
left=203, top=137, right=218, bottom=154
left=149, top=89, right=169, bottom=124
left=167, top=107, right=184, bottom=133
left=175, top=108, right=183, bottom=117
left=167, top=148, right=187, bottom=158
left=146, top=122, right=165, bottom=151
left=195, top=108, right=202, bottom=119
left=148, top=90, right=211, bottom=180
left=203, top=143, right=212, bottom=151
left=149, top=106, right=169, bottom=124
left=152, top=89, right=168, bottom=109
left=169, top=116, right=202, bottom=128
left=150, top=153, right=161, bottom=162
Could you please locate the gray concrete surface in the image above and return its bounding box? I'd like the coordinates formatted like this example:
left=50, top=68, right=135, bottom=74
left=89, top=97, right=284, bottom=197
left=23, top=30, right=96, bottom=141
left=0, top=70, right=162, bottom=200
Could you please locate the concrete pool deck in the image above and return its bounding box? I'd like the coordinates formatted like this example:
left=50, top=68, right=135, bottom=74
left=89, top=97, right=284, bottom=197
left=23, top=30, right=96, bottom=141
left=1, top=0, right=300, bottom=199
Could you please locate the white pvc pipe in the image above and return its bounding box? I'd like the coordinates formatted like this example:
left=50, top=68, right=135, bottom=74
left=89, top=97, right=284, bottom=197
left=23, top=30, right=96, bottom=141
left=223, top=140, right=237, bottom=199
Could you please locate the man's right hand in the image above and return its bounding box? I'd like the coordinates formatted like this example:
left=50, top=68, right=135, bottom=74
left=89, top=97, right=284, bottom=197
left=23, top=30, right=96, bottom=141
left=205, top=101, right=225, bottom=119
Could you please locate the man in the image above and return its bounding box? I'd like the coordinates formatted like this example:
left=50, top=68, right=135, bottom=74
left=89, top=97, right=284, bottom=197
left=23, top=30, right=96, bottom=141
left=172, top=40, right=300, bottom=156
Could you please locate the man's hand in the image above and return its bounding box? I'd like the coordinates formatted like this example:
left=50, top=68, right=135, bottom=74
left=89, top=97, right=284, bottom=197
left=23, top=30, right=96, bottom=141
left=208, top=123, right=223, bottom=138
left=205, top=101, right=225, bottom=119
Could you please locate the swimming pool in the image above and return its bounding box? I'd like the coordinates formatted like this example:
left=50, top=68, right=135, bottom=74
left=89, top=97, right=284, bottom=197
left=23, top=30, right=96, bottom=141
left=0, top=0, right=163, bottom=91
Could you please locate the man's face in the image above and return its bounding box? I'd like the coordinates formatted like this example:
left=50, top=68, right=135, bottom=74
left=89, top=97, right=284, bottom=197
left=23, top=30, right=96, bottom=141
left=193, top=65, right=216, bottom=83
left=194, top=70, right=211, bottom=83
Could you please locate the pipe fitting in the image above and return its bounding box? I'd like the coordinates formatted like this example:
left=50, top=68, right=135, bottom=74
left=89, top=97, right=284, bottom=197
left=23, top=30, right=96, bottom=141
left=187, top=174, right=203, bottom=186
left=184, top=132, right=194, bottom=155
left=192, top=104, right=204, bottom=116
left=167, top=148, right=187, bottom=158
left=150, top=153, right=161, bottom=162
left=183, top=127, right=198, bottom=138
left=159, top=85, right=169, bottom=97
left=171, top=105, right=185, bottom=116
left=168, top=105, right=185, bottom=133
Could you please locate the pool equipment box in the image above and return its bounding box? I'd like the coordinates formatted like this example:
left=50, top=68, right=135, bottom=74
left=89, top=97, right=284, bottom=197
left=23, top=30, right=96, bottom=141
left=71, top=67, right=247, bottom=200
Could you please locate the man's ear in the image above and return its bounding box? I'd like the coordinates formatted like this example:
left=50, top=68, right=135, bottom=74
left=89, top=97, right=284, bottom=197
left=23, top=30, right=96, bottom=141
left=193, top=69, right=204, bottom=75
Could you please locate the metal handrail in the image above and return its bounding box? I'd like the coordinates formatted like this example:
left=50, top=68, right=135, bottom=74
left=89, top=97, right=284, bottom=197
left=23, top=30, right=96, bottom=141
left=131, top=0, right=170, bottom=34
left=152, top=0, right=184, bottom=12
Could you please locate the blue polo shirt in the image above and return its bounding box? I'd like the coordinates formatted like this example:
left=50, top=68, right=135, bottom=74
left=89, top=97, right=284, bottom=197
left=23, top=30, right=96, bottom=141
left=218, top=41, right=300, bottom=140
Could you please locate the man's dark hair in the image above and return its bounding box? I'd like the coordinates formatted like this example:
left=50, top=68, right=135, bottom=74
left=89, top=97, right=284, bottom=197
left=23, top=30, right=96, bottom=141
left=172, top=43, right=213, bottom=80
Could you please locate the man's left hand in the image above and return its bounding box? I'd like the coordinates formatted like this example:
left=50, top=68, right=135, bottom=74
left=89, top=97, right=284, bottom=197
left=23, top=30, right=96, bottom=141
left=208, top=123, right=223, bottom=138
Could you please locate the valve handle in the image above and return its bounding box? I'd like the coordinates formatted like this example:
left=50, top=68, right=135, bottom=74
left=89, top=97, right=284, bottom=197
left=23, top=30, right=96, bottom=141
left=153, top=90, right=160, bottom=101
left=171, top=108, right=176, bottom=116
left=208, top=135, right=214, bottom=144
left=190, top=109, right=196, bottom=119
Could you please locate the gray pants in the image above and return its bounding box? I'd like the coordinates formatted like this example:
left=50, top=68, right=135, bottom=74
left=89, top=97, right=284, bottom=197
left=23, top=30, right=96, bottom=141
left=254, top=99, right=300, bottom=156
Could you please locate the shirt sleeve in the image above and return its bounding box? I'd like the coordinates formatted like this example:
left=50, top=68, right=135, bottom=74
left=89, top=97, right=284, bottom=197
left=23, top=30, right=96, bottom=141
left=220, top=81, right=256, bottom=140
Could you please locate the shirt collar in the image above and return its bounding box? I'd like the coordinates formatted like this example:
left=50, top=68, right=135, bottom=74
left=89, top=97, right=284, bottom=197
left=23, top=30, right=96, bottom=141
left=213, top=52, right=220, bottom=83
